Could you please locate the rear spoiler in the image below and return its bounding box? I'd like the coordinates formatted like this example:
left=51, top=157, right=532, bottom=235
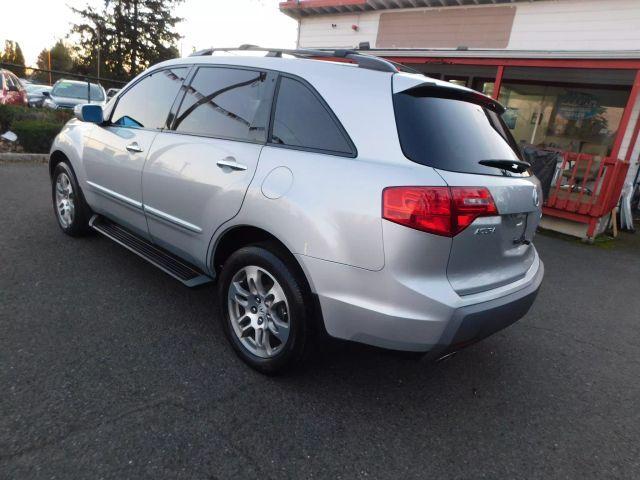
left=393, top=75, right=505, bottom=114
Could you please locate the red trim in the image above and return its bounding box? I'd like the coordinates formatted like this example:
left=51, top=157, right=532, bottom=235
left=542, top=207, right=591, bottom=224
left=492, top=65, right=504, bottom=100
left=625, top=110, right=640, bottom=163
left=384, top=56, right=640, bottom=70
left=611, top=70, right=640, bottom=159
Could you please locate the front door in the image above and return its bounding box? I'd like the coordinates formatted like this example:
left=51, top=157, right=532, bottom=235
left=142, top=66, right=275, bottom=270
left=83, top=66, right=190, bottom=238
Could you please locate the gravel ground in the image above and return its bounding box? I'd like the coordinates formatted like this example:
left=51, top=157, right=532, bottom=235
left=1, top=162, right=639, bottom=479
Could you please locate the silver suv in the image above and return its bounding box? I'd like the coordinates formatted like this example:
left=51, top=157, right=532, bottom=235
left=49, top=48, right=544, bottom=373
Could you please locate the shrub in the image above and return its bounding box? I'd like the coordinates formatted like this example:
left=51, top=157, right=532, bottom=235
left=12, top=120, right=64, bottom=154
left=0, top=104, right=73, bottom=134
left=0, top=105, right=72, bottom=152
left=0, top=104, right=18, bottom=133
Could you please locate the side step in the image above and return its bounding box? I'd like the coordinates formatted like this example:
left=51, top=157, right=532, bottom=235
left=89, top=215, right=213, bottom=288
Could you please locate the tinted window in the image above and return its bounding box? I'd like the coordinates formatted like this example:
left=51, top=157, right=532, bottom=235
left=393, top=90, right=524, bottom=176
left=173, top=67, right=269, bottom=142
left=271, top=77, right=353, bottom=155
left=112, top=68, right=188, bottom=129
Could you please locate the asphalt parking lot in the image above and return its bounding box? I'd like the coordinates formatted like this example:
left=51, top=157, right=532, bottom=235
left=1, top=162, right=639, bottom=479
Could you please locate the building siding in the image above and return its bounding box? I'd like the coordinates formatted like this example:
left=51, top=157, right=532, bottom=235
left=376, top=7, right=516, bottom=49
left=297, top=0, right=640, bottom=51
left=507, top=0, right=640, bottom=51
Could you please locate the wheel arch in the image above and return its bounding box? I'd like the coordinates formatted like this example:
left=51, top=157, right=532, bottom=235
left=211, top=223, right=327, bottom=337
left=211, top=225, right=308, bottom=286
left=49, top=150, right=71, bottom=178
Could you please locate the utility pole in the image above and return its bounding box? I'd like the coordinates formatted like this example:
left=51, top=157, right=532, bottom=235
left=48, top=49, right=52, bottom=85
left=131, top=0, right=138, bottom=76
left=96, top=25, right=101, bottom=83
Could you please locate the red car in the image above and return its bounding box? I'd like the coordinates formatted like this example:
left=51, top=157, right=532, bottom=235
left=0, top=69, right=28, bottom=106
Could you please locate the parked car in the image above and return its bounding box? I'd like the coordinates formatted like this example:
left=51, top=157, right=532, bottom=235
left=48, top=48, right=544, bottom=374
left=105, top=88, right=121, bottom=100
left=43, top=79, right=106, bottom=110
left=0, top=69, right=28, bottom=106
left=25, top=84, right=52, bottom=108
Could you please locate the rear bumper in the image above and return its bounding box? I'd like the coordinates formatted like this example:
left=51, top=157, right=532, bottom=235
left=296, top=250, right=544, bottom=353
left=425, top=263, right=542, bottom=359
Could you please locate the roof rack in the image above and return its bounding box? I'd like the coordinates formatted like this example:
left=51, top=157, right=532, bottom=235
left=189, top=45, right=400, bottom=73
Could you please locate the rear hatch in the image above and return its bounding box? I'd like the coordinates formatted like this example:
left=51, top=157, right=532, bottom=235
left=393, top=75, right=542, bottom=295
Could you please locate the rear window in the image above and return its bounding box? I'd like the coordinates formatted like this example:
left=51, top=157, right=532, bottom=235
left=271, top=77, right=355, bottom=156
left=393, top=89, right=525, bottom=176
left=52, top=81, right=105, bottom=101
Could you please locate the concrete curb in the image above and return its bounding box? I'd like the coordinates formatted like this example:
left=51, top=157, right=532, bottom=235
left=0, top=153, right=48, bottom=164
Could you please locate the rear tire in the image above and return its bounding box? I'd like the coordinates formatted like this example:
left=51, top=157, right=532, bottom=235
left=217, top=244, right=315, bottom=374
left=51, top=162, right=91, bottom=236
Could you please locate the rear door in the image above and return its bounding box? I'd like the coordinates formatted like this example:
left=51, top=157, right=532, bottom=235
left=141, top=66, right=276, bottom=269
left=83, top=66, right=189, bottom=238
left=393, top=81, right=542, bottom=295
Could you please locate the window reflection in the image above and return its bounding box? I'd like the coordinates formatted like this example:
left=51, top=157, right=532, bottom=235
left=173, top=68, right=268, bottom=142
left=111, top=68, right=188, bottom=130
left=498, top=83, right=628, bottom=156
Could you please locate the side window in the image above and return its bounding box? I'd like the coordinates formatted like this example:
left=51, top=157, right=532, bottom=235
left=173, top=67, right=270, bottom=142
left=111, top=67, right=188, bottom=130
left=271, top=77, right=354, bottom=156
left=6, top=73, right=18, bottom=89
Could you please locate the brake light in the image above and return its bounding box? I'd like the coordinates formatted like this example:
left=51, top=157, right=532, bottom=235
left=382, top=186, right=498, bottom=237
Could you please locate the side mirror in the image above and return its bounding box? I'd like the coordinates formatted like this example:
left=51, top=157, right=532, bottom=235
left=74, top=104, right=104, bottom=124
left=41, top=90, right=50, bottom=97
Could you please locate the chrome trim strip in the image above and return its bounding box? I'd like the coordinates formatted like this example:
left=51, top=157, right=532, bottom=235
left=86, top=181, right=143, bottom=209
left=143, top=205, right=203, bottom=234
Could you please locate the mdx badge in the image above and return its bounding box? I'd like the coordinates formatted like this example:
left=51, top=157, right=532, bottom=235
left=474, top=226, right=496, bottom=235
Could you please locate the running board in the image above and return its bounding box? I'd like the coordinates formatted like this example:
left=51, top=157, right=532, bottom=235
left=89, top=215, right=213, bottom=288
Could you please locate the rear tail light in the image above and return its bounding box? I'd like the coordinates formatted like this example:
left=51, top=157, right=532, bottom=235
left=382, top=186, right=498, bottom=237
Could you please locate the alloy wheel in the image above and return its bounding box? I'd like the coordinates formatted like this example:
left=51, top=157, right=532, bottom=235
left=55, top=172, right=75, bottom=228
left=227, top=265, right=290, bottom=358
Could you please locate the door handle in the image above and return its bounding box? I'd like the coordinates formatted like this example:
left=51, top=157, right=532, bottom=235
left=216, top=157, right=247, bottom=171
left=126, top=142, right=144, bottom=153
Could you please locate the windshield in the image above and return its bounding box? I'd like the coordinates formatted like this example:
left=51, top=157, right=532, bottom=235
left=52, top=82, right=105, bottom=101
left=26, top=85, right=50, bottom=93
left=393, top=88, right=526, bottom=176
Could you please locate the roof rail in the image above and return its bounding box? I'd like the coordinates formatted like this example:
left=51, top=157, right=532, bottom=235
left=189, top=46, right=399, bottom=73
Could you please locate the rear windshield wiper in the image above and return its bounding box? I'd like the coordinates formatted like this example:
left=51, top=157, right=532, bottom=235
left=479, top=159, right=531, bottom=174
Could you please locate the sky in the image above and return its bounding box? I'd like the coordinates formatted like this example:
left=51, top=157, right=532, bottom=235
left=0, top=0, right=298, bottom=66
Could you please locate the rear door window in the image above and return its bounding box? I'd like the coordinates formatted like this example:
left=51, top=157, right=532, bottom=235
left=393, top=88, right=524, bottom=176
left=271, top=77, right=355, bottom=156
left=111, top=67, right=188, bottom=130
left=173, top=67, right=271, bottom=142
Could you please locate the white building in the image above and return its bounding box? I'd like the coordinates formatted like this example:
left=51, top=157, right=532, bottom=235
left=281, top=0, right=640, bottom=238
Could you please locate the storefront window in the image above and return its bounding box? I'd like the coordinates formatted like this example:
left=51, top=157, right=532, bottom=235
left=498, top=82, right=629, bottom=156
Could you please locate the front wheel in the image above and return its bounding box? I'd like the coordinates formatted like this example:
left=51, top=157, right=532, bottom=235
left=51, top=162, right=91, bottom=236
left=217, top=245, right=315, bottom=374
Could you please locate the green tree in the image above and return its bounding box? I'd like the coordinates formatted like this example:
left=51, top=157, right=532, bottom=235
left=69, top=0, right=183, bottom=83
left=33, top=40, right=75, bottom=84
left=1, top=40, right=26, bottom=78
